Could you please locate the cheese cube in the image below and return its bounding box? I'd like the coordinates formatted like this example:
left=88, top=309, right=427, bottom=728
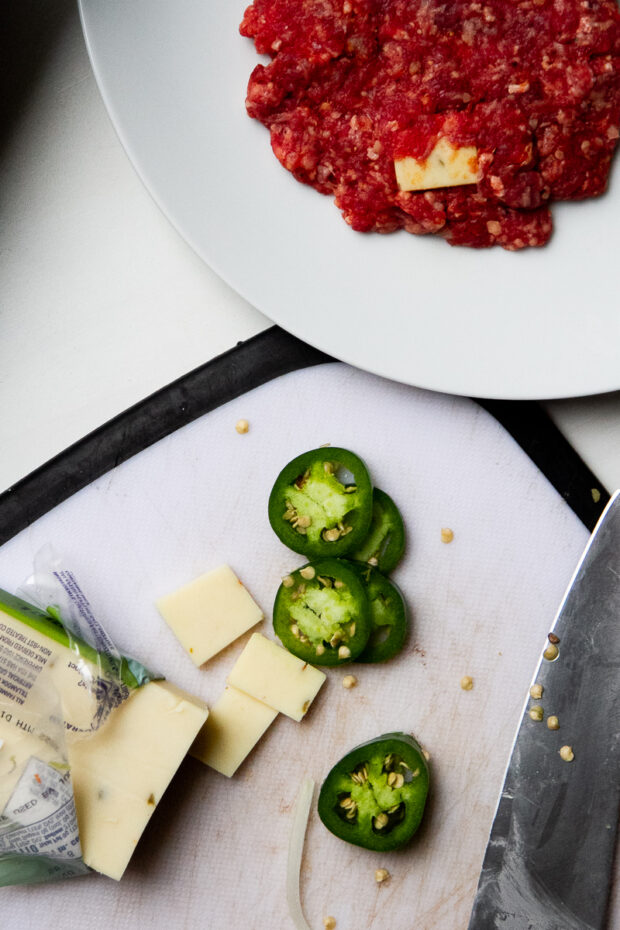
left=68, top=680, right=208, bottom=880
left=395, top=138, right=479, bottom=191
left=190, top=685, right=277, bottom=777
left=227, top=633, right=326, bottom=722
left=156, top=565, right=263, bottom=666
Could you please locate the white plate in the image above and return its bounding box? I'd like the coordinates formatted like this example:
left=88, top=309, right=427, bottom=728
left=78, top=0, right=620, bottom=400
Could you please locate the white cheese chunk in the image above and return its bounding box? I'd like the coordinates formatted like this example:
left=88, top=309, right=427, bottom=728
left=395, top=138, right=479, bottom=191
left=0, top=605, right=208, bottom=881
left=156, top=565, right=263, bottom=667
left=190, top=685, right=277, bottom=777
left=227, top=633, right=326, bottom=722
left=68, top=679, right=207, bottom=880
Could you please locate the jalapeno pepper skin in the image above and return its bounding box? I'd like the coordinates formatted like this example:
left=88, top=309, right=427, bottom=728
left=273, top=559, right=371, bottom=666
left=347, top=562, right=408, bottom=663
left=318, top=733, right=430, bottom=851
left=349, top=488, right=406, bottom=574
left=268, top=448, right=373, bottom=559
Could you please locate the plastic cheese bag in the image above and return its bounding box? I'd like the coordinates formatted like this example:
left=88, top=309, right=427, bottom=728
left=0, top=547, right=157, bottom=886
left=0, top=678, right=89, bottom=885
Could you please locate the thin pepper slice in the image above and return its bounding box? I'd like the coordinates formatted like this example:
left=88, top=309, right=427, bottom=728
left=318, top=732, right=430, bottom=851
left=349, top=488, right=405, bottom=574
left=273, top=559, right=371, bottom=666
left=268, top=448, right=373, bottom=559
left=347, top=562, right=408, bottom=663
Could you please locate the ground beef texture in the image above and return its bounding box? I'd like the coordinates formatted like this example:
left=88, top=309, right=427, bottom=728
left=240, top=0, right=620, bottom=249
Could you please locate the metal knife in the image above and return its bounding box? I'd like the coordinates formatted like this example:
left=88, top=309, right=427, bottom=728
left=468, top=490, right=620, bottom=930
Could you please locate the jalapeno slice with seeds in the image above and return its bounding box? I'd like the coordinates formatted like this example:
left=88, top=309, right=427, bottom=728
left=273, top=558, right=371, bottom=666
left=268, top=448, right=373, bottom=559
left=318, top=732, right=430, bottom=851
left=349, top=488, right=405, bottom=574
left=347, top=562, right=408, bottom=663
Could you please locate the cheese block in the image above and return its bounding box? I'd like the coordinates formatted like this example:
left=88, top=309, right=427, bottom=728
left=156, top=565, right=263, bottom=666
left=395, top=138, right=479, bottom=191
left=0, top=595, right=208, bottom=880
left=190, top=685, right=277, bottom=777
left=227, top=633, right=326, bottom=722
left=68, top=680, right=207, bottom=879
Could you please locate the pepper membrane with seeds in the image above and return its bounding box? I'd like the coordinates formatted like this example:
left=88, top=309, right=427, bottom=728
left=318, top=732, right=430, bottom=851
left=268, top=448, right=373, bottom=558
left=273, top=558, right=371, bottom=665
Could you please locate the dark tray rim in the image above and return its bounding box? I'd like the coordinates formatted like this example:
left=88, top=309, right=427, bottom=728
left=0, top=327, right=608, bottom=547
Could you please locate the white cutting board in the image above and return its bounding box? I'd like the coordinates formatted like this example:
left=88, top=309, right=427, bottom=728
left=0, top=363, right=612, bottom=929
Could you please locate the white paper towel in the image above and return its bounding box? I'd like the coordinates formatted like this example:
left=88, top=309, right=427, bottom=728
left=1, top=362, right=607, bottom=929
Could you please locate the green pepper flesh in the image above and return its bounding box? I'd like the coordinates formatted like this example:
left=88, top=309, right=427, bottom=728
left=318, top=732, right=430, bottom=851
left=273, top=558, right=371, bottom=666
left=349, top=488, right=405, bottom=574
left=348, top=563, right=408, bottom=663
left=268, top=448, right=373, bottom=558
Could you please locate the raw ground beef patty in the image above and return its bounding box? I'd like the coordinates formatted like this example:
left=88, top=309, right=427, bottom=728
left=240, top=0, right=620, bottom=248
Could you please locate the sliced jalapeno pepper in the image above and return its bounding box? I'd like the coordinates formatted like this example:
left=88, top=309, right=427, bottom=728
left=347, top=562, right=408, bottom=663
left=273, top=558, right=371, bottom=666
left=268, top=448, right=373, bottom=559
left=318, top=732, right=430, bottom=851
left=349, top=488, right=405, bottom=574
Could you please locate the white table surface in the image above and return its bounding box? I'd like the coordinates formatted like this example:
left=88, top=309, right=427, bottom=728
left=1, top=0, right=620, bottom=496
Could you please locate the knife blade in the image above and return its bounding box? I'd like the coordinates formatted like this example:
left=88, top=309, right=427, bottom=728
left=468, top=490, right=620, bottom=930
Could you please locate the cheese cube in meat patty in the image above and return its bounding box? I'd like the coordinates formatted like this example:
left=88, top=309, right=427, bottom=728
left=395, top=139, right=480, bottom=192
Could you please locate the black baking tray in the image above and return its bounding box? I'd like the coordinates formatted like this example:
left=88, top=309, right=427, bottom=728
left=0, top=327, right=608, bottom=546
